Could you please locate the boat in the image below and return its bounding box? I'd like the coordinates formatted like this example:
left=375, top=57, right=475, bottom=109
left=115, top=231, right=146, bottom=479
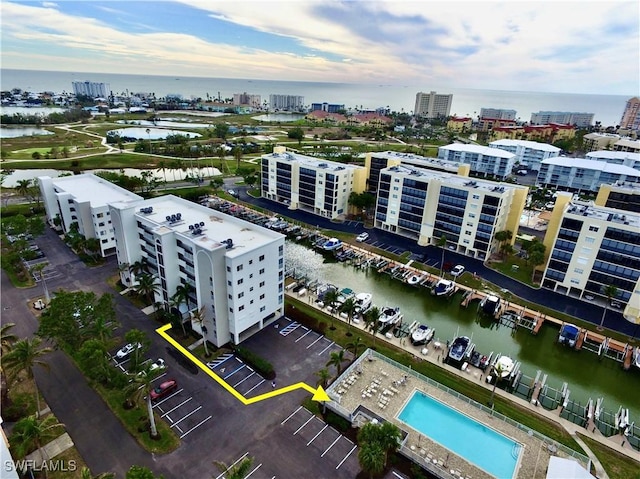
left=558, top=323, right=580, bottom=348
left=354, top=292, right=373, bottom=314
left=447, top=336, right=471, bottom=365
left=406, top=273, right=422, bottom=286
left=322, top=238, right=342, bottom=251
left=491, top=354, right=516, bottom=379
left=469, top=350, right=492, bottom=371
left=379, top=306, right=402, bottom=325
left=480, top=294, right=501, bottom=316
left=336, top=287, right=355, bottom=305
left=432, top=279, right=455, bottom=296
left=634, top=346, right=640, bottom=369
left=410, top=324, right=435, bottom=345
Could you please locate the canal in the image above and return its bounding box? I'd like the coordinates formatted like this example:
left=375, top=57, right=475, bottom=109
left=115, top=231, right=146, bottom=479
left=285, top=241, right=640, bottom=422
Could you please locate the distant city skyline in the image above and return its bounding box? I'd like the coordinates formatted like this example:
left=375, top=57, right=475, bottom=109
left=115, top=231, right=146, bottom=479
left=1, top=1, right=638, bottom=96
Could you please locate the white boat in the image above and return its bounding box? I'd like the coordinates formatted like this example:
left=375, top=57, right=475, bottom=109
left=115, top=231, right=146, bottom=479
left=480, top=294, right=501, bottom=316
left=411, top=324, right=435, bottom=345
left=379, top=306, right=402, bottom=325
left=558, top=323, right=580, bottom=348
left=634, top=346, right=640, bottom=369
left=322, top=238, right=342, bottom=251
left=406, top=274, right=422, bottom=286
left=447, top=336, right=471, bottom=364
left=432, top=279, right=455, bottom=296
left=492, top=354, right=516, bottom=379
left=354, top=292, right=373, bottom=314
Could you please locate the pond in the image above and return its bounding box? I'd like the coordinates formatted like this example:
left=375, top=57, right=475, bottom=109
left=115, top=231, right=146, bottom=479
left=252, top=113, right=306, bottom=122
left=0, top=126, right=55, bottom=138
left=106, top=127, right=202, bottom=140
left=115, top=120, right=214, bottom=129
left=1, top=106, right=66, bottom=116
left=284, top=241, right=640, bottom=422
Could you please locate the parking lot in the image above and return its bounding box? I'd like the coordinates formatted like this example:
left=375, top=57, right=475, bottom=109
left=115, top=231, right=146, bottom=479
left=275, top=317, right=337, bottom=356
left=206, top=353, right=267, bottom=397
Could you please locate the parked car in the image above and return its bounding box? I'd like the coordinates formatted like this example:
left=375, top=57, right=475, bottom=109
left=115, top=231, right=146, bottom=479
left=137, top=358, right=166, bottom=378
left=227, top=189, right=237, bottom=198
left=149, top=379, right=178, bottom=401
left=356, top=232, right=369, bottom=242
left=451, top=265, right=465, bottom=277
left=115, top=342, right=142, bottom=359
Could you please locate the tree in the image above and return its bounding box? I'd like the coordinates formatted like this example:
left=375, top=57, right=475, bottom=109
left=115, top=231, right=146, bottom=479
left=494, top=230, right=513, bottom=258
left=488, top=360, right=508, bottom=407
left=133, top=273, right=160, bottom=305
left=345, top=336, right=364, bottom=362
left=3, top=337, right=53, bottom=417
left=125, top=465, right=163, bottom=479
left=209, top=176, right=224, bottom=191
left=322, top=288, right=340, bottom=329
left=287, top=127, right=305, bottom=145
left=0, top=322, right=17, bottom=407
left=437, top=234, right=447, bottom=277
left=156, top=160, right=168, bottom=185
left=357, top=421, right=401, bottom=473
left=191, top=306, right=210, bottom=357
left=244, top=174, right=257, bottom=189
left=232, top=145, right=243, bottom=170
left=358, top=442, right=385, bottom=479
left=124, top=329, right=150, bottom=373
left=339, top=297, right=358, bottom=336
left=16, top=178, right=32, bottom=199
left=128, top=258, right=150, bottom=280
left=326, top=349, right=346, bottom=378
left=9, top=414, right=64, bottom=461
left=80, top=468, right=115, bottom=479
left=315, top=368, right=331, bottom=389
left=363, top=306, right=381, bottom=349
left=124, top=361, right=161, bottom=439
left=214, top=123, right=229, bottom=141
left=213, top=456, right=253, bottom=479
left=598, top=284, right=618, bottom=331
left=77, top=339, right=121, bottom=385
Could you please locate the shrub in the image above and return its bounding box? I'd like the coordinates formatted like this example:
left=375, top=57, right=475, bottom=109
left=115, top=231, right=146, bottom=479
left=233, top=346, right=274, bottom=379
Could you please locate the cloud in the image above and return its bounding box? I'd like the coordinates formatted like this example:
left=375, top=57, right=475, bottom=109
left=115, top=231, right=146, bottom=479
left=1, top=0, right=638, bottom=95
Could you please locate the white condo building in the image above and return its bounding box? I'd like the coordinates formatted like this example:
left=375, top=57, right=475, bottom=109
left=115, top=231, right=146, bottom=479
left=479, top=108, right=517, bottom=120
left=374, top=165, right=527, bottom=259
left=530, top=111, right=594, bottom=128
left=269, top=94, right=304, bottom=111
left=542, top=196, right=640, bottom=316
left=489, top=139, right=561, bottom=172
left=110, top=195, right=285, bottom=347
left=537, top=157, right=640, bottom=192
left=261, top=147, right=367, bottom=219
left=72, top=81, right=110, bottom=98
left=585, top=151, right=640, bottom=171
left=414, top=91, right=453, bottom=119
left=38, top=174, right=142, bottom=257
left=437, top=144, right=517, bottom=178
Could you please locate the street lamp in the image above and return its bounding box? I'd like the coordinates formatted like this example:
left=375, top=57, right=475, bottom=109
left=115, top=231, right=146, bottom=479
left=146, top=128, right=152, bottom=155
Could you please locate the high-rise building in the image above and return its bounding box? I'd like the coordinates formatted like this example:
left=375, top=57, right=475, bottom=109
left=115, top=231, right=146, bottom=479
left=71, top=81, right=110, bottom=98
left=233, top=92, right=262, bottom=108
left=414, top=91, right=453, bottom=119
left=479, top=108, right=517, bottom=120
left=269, top=94, right=304, bottom=111
left=489, top=139, right=561, bottom=172
left=529, top=111, right=594, bottom=128
left=619, top=97, right=640, bottom=131
left=437, top=144, right=517, bottom=178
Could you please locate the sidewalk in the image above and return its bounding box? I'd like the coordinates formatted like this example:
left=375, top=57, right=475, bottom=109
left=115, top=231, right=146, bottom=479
left=25, top=433, right=74, bottom=465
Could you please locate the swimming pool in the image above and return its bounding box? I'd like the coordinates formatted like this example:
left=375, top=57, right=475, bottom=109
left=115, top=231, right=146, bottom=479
left=398, top=391, right=522, bottom=478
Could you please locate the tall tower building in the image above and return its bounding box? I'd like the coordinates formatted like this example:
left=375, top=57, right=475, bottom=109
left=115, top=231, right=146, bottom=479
left=619, top=97, right=640, bottom=131
left=414, top=91, right=453, bottom=119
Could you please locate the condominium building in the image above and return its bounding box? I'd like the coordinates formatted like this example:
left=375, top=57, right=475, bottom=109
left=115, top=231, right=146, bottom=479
left=446, top=117, right=472, bottom=132
left=541, top=196, right=640, bottom=315
left=269, top=94, right=304, bottom=111
left=489, top=139, right=561, bottom=172
left=71, top=81, right=110, bottom=98
left=536, top=157, right=640, bottom=192
left=414, top=91, right=453, bottom=119
left=619, top=97, right=640, bottom=131
left=479, top=108, right=517, bottom=121
left=261, top=147, right=367, bottom=219
left=233, top=92, right=262, bottom=108
left=612, top=138, right=640, bottom=154
left=311, top=102, right=345, bottom=113
left=437, top=144, right=517, bottom=178
left=530, top=111, right=594, bottom=128
left=477, top=118, right=517, bottom=132
left=585, top=151, right=640, bottom=171
left=374, top=166, right=527, bottom=259
left=38, top=173, right=142, bottom=257
left=595, top=182, right=640, bottom=213
left=109, top=195, right=285, bottom=347
left=582, top=133, right=621, bottom=152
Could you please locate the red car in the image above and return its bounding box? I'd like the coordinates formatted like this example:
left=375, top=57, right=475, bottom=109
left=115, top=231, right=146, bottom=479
left=149, top=379, right=178, bottom=401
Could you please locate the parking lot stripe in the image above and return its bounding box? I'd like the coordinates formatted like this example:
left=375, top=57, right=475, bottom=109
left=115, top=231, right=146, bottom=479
left=215, top=453, right=249, bottom=479
left=161, top=397, right=192, bottom=418
left=306, top=424, right=328, bottom=446
left=243, top=378, right=265, bottom=396
left=306, top=334, right=324, bottom=349
left=295, top=328, right=313, bottom=343
left=223, top=365, right=246, bottom=380
left=320, top=434, right=341, bottom=457
left=281, top=406, right=303, bottom=424
left=179, top=415, right=212, bottom=439
left=243, top=463, right=263, bottom=478
left=151, top=388, right=184, bottom=408
left=169, top=405, right=202, bottom=429
left=293, top=415, right=314, bottom=435
left=335, top=444, right=357, bottom=469
left=233, top=371, right=256, bottom=388
left=318, top=341, right=335, bottom=355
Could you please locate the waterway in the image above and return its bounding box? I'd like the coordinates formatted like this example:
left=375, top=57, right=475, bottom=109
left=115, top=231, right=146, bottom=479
left=284, top=241, right=640, bottom=421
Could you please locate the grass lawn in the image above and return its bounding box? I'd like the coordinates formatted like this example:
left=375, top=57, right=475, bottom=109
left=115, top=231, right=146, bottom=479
left=577, top=433, right=639, bottom=479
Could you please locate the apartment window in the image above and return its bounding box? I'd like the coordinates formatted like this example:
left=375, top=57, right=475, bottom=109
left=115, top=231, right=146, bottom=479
left=228, top=294, right=232, bottom=299
left=239, top=305, right=245, bottom=311
left=249, top=260, right=253, bottom=265
left=237, top=264, right=243, bottom=272
left=227, top=280, right=232, bottom=286
left=588, top=225, right=599, bottom=232
left=96, top=213, right=104, bottom=218
left=250, top=287, right=254, bottom=292
left=260, top=294, right=265, bottom=300
left=229, top=307, right=233, bottom=313
left=259, top=255, right=265, bottom=261
left=260, top=306, right=266, bottom=312
left=237, top=278, right=244, bottom=285
left=585, top=237, right=595, bottom=244
left=259, top=268, right=265, bottom=274
left=472, top=194, right=480, bottom=200
left=227, top=266, right=231, bottom=272
left=250, top=300, right=254, bottom=305
left=238, top=292, right=244, bottom=298
left=209, top=277, right=213, bottom=286
left=574, top=268, right=584, bottom=274
left=279, top=245, right=283, bottom=256
left=260, top=281, right=265, bottom=287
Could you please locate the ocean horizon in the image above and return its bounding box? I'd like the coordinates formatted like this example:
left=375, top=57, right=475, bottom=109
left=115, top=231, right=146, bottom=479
left=1, top=68, right=630, bottom=127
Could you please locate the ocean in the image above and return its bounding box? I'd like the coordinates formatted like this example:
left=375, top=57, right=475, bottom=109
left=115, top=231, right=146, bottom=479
left=1, top=68, right=630, bottom=127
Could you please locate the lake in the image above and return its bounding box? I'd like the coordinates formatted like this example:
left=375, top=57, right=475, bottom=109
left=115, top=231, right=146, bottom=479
left=0, top=126, right=54, bottom=138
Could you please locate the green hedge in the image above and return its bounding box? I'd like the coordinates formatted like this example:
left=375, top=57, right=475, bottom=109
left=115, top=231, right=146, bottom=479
left=233, top=345, right=275, bottom=379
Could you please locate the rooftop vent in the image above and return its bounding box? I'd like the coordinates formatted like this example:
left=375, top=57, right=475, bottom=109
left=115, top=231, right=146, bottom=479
left=139, top=206, right=153, bottom=214
left=225, top=238, right=233, bottom=249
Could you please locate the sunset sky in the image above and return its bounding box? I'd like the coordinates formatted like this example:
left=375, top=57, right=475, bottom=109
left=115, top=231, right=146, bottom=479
left=1, top=0, right=638, bottom=94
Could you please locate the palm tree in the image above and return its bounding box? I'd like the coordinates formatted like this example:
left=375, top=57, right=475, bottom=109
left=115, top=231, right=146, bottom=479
left=363, top=306, right=381, bottom=349
left=213, top=456, right=254, bottom=479
left=128, top=258, right=150, bottom=280
left=315, top=368, right=331, bottom=389
left=357, top=421, right=401, bottom=472
left=323, top=288, right=340, bottom=329
left=124, top=362, right=161, bottom=438
left=3, top=337, right=53, bottom=417
left=80, top=468, right=115, bottom=479
left=339, top=297, right=358, bottom=336
left=1, top=322, right=17, bottom=407
left=133, top=273, right=160, bottom=304
left=345, top=336, right=363, bottom=362
left=358, top=442, right=385, bottom=479
left=10, top=414, right=64, bottom=462
left=326, top=349, right=346, bottom=378
left=488, top=360, right=507, bottom=407
left=598, top=284, right=618, bottom=331
left=191, top=306, right=210, bottom=357
left=437, top=234, right=447, bottom=277
left=157, top=160, right=168, bottom=185
left=16, top=178, right=32, bottom=199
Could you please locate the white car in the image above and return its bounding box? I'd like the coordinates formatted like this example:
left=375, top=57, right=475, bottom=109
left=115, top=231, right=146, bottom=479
left=451, top=265, right=465, bottom=277
left=137, top=358, right=166, bottom=378
left=356, top=232, right=369, bottom=242
left=115, top=342, right=142, bottom=359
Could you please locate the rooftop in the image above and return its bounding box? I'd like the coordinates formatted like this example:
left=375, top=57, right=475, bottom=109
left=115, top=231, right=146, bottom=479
left=46, top=173, right=142, bottom=207
left=370, top=151, right=462, bottom=173
left=490, top=139, right=561, bottom=152
left=586, top=150, right=640, bottom=161
left=565, top=200, right=640, bottom=228
left=264, top=150, right=364, bottom=172
left=439, top=143, right=515, bottom=158
left=131, top=195, right=283, bottom=256
left=541, top=157, right=640, bottom=177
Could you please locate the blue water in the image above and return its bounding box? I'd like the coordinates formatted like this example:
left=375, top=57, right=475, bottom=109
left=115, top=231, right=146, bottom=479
left=398, top=392, right=521, bottom=479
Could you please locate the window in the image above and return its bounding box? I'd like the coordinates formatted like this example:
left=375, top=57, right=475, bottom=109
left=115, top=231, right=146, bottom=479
left=588, top=225, right=599, bottom=232
left=227, top=280, right=231, bottom=286
left=260, top=306, right=266, bottom=312
left=259, top=255, right=265, bottom=261
left=239, top=305, right=245, bottom=311
left=249, top=259, right=253, bottom=265
left=279, top=245, right=283, bottom=256
left=237, top=278, right=243, bottom=285
left=238, top=292, right=244, bottom=298
left=227, top=266, right=231, bottom=272
left=260, top=281, right=265, bottom=287
left=585, top=237, right=595, bottom=244
left=260, top=294, right=265, bottom=300
left=250, top=300, right=254, bottom=304
left=472, top=194, right=480, bottom=200
left=250, top=287, right=254, bottom=292
left=229, top=307, right=233, bottom=313
left=237, top=264, right=243, bottom=272
left=574, top=268, right=584, bottom=274
left=228, top=294, right=232, bottom=299
left=259, top=268, right=265, bottom=274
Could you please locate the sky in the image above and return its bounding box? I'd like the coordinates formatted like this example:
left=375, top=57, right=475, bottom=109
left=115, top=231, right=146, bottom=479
left=1, top=0, right=638, bottom=95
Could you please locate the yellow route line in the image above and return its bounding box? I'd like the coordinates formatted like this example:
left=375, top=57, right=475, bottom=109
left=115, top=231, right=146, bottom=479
left=155, top=323, right=330, bottom=404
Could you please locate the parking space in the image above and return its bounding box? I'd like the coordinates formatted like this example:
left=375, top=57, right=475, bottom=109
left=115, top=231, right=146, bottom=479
left=281, top=407, right=358, bottom=471
left=213, top=452, right=275, bottom=479
left=206, top=353, right=267, bottom=397
left=27, top=259, right=64, bottom=282
left=276, top=318, right=336, bottom=356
